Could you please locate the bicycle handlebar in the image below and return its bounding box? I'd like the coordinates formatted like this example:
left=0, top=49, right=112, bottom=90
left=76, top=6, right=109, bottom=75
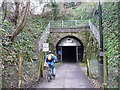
left=54, top=60, right=61, bottom=63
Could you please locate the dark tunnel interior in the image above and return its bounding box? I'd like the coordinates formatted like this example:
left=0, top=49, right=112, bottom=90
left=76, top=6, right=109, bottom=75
left=62, top=46, right=76, bottom=63
left=56, top=36, right=84, bottom=63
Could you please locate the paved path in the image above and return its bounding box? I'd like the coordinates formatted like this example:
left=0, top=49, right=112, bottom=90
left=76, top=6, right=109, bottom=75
left=37, top=63, right=95, bottom=88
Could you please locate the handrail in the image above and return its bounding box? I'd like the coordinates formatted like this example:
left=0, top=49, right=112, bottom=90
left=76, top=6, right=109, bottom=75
left=38, top=22, right=50, bottom=51
left=89, top=20, right=100, bottom=45
left=50, top=20, right=89, bottom=28
left=38, top=20, right=100, bottom=51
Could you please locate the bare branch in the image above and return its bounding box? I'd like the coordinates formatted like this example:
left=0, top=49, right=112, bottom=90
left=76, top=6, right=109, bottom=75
left=10, top=0, right=30, bottom=41
left=2, top=0, right=8, bottom=21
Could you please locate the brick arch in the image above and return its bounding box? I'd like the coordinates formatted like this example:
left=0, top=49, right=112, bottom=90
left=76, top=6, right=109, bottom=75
left=50, top=33, right=86, bottom=47
left=54, top=35, right=84, bottom=62
left=56, top=35, right=84, bottom=47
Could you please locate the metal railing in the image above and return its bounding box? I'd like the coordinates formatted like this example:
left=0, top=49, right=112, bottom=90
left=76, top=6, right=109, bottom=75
left=89, top=21, right=100, bottom=45
left=38, top=20, right=100, bottom=51
left=38, top=20, right=89, bottom=51
left=50, top=20, right=89, bottom=28
left=39, top=22, right=50, bottom=51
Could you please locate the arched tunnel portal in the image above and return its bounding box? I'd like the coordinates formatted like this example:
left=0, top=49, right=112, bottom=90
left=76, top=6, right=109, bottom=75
left=56, top=36, right=84, bottom=63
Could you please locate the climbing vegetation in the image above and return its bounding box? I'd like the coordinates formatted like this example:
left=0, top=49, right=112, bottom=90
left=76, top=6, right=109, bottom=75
left=1, top=15, right=49, bottom=87
left=67, top=2, right=119, bottom=87
left=2, top=16, right=48, bottom=65
left=1, top=1, right=60, bottom=87
left=1, top=1, right=119, bottom=88
left=68, top=2, right=119, bottom=66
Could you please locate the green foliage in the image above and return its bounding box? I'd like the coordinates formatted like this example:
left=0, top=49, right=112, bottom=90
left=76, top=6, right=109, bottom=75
left=69, top=2, right=119, bottom=67
left=1, top=2, right=119, bottom=88
left=43, top=2, right=60, bottom=20
left=1, top=20, right=14, bottom=34
left=2, top=16, right=48, bottom=65
left=70, top=3, right=97, bottom=20
left=101, top=2, right=119, bottom=68
left=68, top=2, right=119, bottom=87
left=1, top=13, right=48, bottom=87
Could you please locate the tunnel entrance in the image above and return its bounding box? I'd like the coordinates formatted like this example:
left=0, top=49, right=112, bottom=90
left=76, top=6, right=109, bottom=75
left=62, top=46, right=76, bottom=63
left=56, top=36, right=84, bottom=63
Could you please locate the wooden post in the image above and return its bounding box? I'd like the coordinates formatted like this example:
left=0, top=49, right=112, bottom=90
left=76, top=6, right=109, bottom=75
left=87, top=58, right=92, bottom=78
left=40, top=52, right=44, bottom=77
left=18, top=51, right=22, bottom=88
left=40, top=55, right=44, bottom=77
left=38, top=52, right=44, bottom=80
left=38, top=52, right=41, bottom=80
left=103, top=53, right=107, bottom=88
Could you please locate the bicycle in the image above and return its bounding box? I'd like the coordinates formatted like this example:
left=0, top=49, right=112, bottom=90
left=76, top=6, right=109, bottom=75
left=46, top=64, right=55, bottom=82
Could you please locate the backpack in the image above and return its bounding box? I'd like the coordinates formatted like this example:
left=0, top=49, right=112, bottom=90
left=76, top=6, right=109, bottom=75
left=47, top=54, right=53, bottom=61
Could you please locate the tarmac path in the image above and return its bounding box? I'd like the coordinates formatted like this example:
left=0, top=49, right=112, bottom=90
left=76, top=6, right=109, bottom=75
left=37, top=63, right=95, bottom=88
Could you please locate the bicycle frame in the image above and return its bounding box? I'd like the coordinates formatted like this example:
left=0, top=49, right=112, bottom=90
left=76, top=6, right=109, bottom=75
left=48, top=65, right=52, bottom=75
left=47, top=65, right=53, bottom=82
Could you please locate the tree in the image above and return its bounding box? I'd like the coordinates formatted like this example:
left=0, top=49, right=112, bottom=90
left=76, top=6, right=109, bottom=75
left=1, top=0, right=7, bottom=21
left=14, top=1, right=20, bottom=26
left=50, top=0, right=59, bottom=20
left=10, top=0, right=30, bottom=41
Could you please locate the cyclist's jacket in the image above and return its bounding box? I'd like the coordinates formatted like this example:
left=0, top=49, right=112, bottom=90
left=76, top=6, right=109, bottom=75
left=45, top=54, right=57, bottom=65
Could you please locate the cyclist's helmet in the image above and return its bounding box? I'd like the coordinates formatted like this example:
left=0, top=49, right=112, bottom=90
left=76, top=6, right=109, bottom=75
left=48, top=51, right=52, bottom=54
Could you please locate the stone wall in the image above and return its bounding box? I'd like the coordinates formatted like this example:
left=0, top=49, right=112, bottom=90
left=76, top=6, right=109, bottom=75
left=48, top=31, right=90, bottom=62
left=49, top=32, right=88, bottom=48
left=47, top=26, right=99, bottom=63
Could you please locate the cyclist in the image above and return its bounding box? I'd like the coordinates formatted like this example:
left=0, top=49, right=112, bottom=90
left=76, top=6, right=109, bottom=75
left=45, top=51, right=58, bottom=77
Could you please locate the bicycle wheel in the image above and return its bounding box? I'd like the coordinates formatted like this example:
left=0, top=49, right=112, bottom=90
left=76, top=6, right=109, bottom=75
left=52, top=75, right=55, bottom=79
left=47, top=74, right=52, bottom=82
